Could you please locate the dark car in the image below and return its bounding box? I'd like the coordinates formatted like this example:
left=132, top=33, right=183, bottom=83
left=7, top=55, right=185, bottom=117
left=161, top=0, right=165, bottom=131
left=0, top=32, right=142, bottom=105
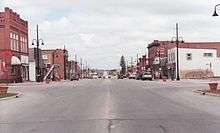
left=136, top=73, right=142, bottom=80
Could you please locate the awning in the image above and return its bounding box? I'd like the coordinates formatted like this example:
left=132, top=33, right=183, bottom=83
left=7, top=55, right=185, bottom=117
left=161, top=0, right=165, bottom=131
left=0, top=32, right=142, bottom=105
left=11, top=56, right=21, bottom=65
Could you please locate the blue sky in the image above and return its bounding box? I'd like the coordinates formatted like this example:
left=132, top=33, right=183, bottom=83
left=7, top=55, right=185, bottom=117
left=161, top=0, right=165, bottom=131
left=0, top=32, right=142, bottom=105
left=1, top=0, right=220, bottom=69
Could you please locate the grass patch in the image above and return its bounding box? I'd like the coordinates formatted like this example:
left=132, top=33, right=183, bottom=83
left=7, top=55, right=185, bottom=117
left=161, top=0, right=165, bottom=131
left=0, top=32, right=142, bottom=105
left=0, top=93, right=17, bottom=98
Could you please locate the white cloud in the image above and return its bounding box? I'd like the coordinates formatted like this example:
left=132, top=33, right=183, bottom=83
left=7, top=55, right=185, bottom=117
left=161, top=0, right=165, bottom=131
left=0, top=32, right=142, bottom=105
left=1, top=0, right=220, bottom=69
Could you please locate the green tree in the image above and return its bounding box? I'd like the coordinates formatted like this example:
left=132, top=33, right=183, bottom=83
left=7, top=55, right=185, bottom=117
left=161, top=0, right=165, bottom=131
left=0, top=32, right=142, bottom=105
left=120, top=55, right=126, bottom=75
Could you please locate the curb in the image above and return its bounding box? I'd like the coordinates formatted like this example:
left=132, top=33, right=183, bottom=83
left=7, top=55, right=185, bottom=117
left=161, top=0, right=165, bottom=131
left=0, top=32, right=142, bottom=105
left=0, top=93, right=22, bottom=101
left=193, top=90, right=220, bottom=97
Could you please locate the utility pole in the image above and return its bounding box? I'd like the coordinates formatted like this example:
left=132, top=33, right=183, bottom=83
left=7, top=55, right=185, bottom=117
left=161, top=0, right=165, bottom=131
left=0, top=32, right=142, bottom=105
left=32, top=25, right=44, bottom=82
left=136, top=53, right=139, bottom=73
left=171, top=23, right=184, bottom=81
left=176, top=23, right=180, bottom=81
left=63, top=45, right=67, bottom=80
left=131, top=57, right=133, bottom=73
left=80, top=58, right=83, bottom=79
left=86, top=61, right=88, bottom=78
left=75, top=54, right=77, bottom=78
left=36, top=25, right=40, bottom=82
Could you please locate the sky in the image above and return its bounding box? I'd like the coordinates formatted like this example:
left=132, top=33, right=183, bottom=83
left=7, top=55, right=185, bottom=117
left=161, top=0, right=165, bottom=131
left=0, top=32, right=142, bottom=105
left=1, top=0, right=220, bottom=69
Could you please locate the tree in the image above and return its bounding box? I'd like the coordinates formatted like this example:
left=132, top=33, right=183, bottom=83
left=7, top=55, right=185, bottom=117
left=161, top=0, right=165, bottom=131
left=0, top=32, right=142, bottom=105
left=120, top=55, right=126, bottom=75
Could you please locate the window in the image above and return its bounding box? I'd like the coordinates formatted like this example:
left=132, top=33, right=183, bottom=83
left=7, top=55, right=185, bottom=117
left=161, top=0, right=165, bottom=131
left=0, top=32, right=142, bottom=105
left=186, top=53, right=192, bottom=60
left=42, top=55, right=48, bottom=59
left=10, top=39, right=13, bottom=50
left=10, top=32, right=13, bottom=38
left=203, top=53, right=213, bottom=57
left=0, top=60, right=2, bottom=72
left=13, top=40, right=16, bottom=50
left=16, top=35, right=19, bottom=40
left=16, top=43, right=19, bottom=51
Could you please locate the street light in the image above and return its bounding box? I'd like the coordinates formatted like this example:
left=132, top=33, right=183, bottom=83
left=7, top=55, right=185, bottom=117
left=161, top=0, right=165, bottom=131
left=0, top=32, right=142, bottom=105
left=63, top=48, right=68, bottom=80
left=32, top=25, right=44, bottom=82
left=171, top=23, right=184, bottom=81
left=213, top=4, right=220, bottom=16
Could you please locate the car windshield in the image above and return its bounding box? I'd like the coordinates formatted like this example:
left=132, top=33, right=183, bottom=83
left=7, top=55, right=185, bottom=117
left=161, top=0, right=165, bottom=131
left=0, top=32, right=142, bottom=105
left=1, top=1, right=220, bottom=133
left=144, top=72, right=151, bottom=75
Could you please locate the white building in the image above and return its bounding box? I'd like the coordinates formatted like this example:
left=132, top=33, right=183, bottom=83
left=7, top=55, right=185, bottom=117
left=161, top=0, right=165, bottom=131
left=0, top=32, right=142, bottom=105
left=167, top=47, right=220, bottom=78
left=29, top=61, right=36, bottom=81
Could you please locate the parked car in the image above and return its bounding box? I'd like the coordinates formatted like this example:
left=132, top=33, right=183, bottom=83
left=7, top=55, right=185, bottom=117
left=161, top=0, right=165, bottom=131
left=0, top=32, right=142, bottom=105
left=141, top=72, right=152, bottom=80
left=92, top=75, right=98, bottom=79
left=118, top=75, right=126, bottom=79
left=71, top=76, right=79, bottom=81
left=136, top=73, right=142, bottom=80
left=129, top=74, right=136, bottom=79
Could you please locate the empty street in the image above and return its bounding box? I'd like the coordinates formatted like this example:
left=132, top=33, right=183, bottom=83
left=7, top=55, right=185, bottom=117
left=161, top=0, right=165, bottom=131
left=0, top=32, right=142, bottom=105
left=1, top=80, right=220, bottom=133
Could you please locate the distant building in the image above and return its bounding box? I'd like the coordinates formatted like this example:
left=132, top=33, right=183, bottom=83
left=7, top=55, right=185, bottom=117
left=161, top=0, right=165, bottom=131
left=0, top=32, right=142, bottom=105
left=0, top=7, right=29, bottom=83
left=66, top=60, right=81, bottom=80
left=42, top=49, right=68, bottom=80
left=29, top=48, right=45, bottom=81
left=137, top=55, right=148, bottom=73
left=148, top=40, right=220, bottom=79
left=148, top=40, right=173, bottom=79
left=167, top=47, right=220, bottom=79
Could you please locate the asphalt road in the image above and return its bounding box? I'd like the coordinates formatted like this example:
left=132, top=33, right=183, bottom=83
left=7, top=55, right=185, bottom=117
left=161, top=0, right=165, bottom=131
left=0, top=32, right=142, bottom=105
left=1, top=79, right=220, bottom=133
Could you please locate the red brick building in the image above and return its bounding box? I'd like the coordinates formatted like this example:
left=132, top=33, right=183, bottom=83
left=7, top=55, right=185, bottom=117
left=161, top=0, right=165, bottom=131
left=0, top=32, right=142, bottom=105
left=42, top=49, right=68, bottom=80
left=148, top=40, right=220, bottom=79
left=136, top=55, right=148, bottom=74
left=67, top=60, right=81, bottom=79
left=0, top=7, right=29, bottom=83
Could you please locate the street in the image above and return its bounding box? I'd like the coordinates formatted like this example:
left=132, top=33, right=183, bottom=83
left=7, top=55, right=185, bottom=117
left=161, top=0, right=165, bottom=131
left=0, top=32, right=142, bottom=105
left=1, top=79, right=220, bottom=133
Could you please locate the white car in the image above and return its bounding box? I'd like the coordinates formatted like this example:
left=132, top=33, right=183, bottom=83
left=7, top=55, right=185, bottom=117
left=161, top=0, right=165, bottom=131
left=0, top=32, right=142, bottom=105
left=129, top=74, right=136, bottom=79
left=141, top=72, right=152, bottom=80
left=92, top=75, right=98, bottom=79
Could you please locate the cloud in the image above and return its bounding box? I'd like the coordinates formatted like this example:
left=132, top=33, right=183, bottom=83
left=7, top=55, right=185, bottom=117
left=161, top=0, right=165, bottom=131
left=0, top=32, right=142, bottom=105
left=1, top=0, right=220, bottom=69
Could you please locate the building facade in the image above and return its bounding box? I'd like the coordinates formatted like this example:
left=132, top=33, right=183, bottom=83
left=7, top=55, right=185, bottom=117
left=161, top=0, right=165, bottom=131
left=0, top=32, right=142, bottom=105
left=136, top=55, right=149, bottom=74
left=67, top=60, right=81, bottom=79
left=29, top=48, right=45, bottom=81
left=42, top=49, right=68, bottom=80
left=148, top=40, right=220, bottom=79
left=168, top=48, right=220, bottom=79
left=0, top=7, right=29, bottom=83
left=148, top=40, right=174, bottom=79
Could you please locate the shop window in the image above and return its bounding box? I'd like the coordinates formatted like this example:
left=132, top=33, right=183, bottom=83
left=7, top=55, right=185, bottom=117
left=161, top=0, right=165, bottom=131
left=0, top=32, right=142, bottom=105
left=203, top=53, right=213, bottom=57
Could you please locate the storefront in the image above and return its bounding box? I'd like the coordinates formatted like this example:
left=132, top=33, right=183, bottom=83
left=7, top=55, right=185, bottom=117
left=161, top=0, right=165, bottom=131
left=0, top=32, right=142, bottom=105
left=11, top=56, right=22, bottom=83
left=167, top=63, right=176, bottom=80
left=21, top=55, right=29, bottom=81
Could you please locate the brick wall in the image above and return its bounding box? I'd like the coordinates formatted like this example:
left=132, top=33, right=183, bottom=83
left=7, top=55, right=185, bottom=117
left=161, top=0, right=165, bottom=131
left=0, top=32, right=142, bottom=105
left=0, top=7, right=28, bottom=83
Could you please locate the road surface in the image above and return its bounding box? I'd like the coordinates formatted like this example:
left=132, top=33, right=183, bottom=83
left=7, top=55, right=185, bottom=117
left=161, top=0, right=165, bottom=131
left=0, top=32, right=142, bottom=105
left=1, top=79, right=220, bottom=133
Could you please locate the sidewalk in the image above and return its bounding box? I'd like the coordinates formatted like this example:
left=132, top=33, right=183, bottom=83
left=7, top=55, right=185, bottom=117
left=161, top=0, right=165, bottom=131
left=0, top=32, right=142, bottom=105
left=158, top=78, right=220, bottom=84
left=6, top=80, right=69, bottom=87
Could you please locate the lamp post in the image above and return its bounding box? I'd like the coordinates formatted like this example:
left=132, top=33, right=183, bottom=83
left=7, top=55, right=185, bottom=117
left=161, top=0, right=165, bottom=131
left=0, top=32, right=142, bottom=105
left=157, top=48, right=161, bottom=79
left=171, top=23, right=184, bottom=81
left=80, top=58, right=83, bottom=79
left=63, top=48, right=68, bottom=80
left=32, top=25, right=44, bottom=82
left=213, top=4, right=220, bottom=16
left=75, top=54, right=78, bottom=79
